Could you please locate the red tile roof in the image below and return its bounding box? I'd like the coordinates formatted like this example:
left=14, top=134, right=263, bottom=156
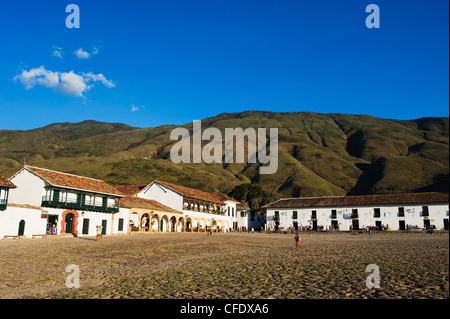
left=153, top=180, right=228, bottom=204
left=0, top=174, right=16, bottom=188
left=211, top=192, right=241, bottom=204
left=120, top=196, right=181, bottom=214
left=262, top=192, right=449, bottom=209
left=24, top=166, right=123, bottom=197
left=115, top=184, right=149, bottom=196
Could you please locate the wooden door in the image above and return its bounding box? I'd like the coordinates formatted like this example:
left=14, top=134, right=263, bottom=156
left=18, top=220, right=25, bottom=236
left=101, top=220, right=107, bottom=235
left=65, top=213, right=74, bottom=233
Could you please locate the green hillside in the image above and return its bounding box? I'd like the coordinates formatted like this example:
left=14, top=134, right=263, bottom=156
left=0, top=112, right=448, bottom=200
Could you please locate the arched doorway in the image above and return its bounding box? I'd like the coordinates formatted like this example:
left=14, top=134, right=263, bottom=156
left=65, top=213, right=74, bottom=233
left=129, top=212, right=139, bottom=231
left=141, top=213, right=150, bottom=232
left=199, top=219, right=206, bottom=232
left=185, top=217, right=192, bottom=231
left=193, top=219, right=199, bottom=232
left=151, top=214, right=159, bottom=232
left=177, top=217, right=185, bottom=232
left=160, top=216, right=168, bottom=232
left=170, top=216, right=176, bottom=232
left=18, top=220, right=25, bottom=236
left=62, top=210, right=79, bottom=236
left=217, top=220, right=222, bottom=232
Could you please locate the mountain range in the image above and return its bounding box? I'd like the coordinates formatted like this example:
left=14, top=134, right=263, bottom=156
left=0, top=111, right=448, bottom=203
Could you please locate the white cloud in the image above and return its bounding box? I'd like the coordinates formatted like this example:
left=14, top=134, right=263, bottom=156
left=74, top=48, right=90, bottom=59
left=14, top=66, right=116, bottom=98
left=59, top=71, right=90, bottom=97
left=13, top=66, right=59, bottom=90
left=74, top=47, right=100, bottom=59
left=130, top=104, right=146, bottom=112
left=83, top=72, right=115, bottom=88
left=52, top=46, right=63, bottom=59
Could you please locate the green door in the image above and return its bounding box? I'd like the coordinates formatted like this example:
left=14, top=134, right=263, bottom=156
left=18, top=220, right=25, bottom=236
left=82, top=218, right=90, bottom=235
left=102, top=197, right=107, bottom=208
left=52, top=190, right=60, bottom=203
left=101, top=220, right=107, bottom=235
left=65, top=213, right=74, bottom=234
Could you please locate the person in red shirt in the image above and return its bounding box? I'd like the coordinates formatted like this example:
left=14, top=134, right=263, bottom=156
left=294, top=235, right=301, bottom=248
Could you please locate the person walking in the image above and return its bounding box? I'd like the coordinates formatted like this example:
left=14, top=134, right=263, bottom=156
left=294, top=234, right=301, bottom=248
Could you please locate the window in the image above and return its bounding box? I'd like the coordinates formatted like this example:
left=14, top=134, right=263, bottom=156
left=374, top=208, right=381, bottom=218
left=292, top=211, right=298, bottom=219
left=331, top=210, right=337, bottom=219
left=422, top=206, right=429, bottom=217
left=274, top=211, right=280, bottom=220
left=311, top=210, right=317, bottom=219
left=82, top=218, right=90, bottom=235
left=232, top=207, right=235, bottom=217
left=351, top=209, right=358, bottom=219
left=398, top=207, right=405, bottom=217
left=118, top=218, right=124, bottom=232
left=240, top=211, right=246, bottom=218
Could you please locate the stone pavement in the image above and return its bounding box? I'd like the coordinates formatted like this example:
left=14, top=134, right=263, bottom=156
left=0, top=232, right=448, bottom=299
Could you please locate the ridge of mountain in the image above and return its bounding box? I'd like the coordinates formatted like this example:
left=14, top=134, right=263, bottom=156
left=0, top=111, right=448, bottom=201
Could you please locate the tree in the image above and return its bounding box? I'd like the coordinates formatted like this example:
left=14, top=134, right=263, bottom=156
left=228, top=183, right=277, bottom=210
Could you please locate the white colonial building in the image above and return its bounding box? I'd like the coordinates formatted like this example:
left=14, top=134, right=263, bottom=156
left=127, top=180, right=242, bottom=232
left=235, top=204, right=266, bottom=231
left=2, top=166, right=128, bottom=238
left=263, top=192, right=449, bottom=231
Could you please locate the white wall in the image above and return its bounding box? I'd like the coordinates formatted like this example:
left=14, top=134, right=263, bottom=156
left=0, top=206, right=45, bottom=238
left=73, top=209, right=129, bottom=236
left=0, top=205, right=129, bottom=239
left=180, top=209, right=228, bottom=231
left=140, top=183, right=183, bottom=211
left=137, top=183, right=244, bottom=231
left=222, top=201, right=238, bottom=229
left=236, top=209, right=248, bottom=229
left=9, top=169, right=46, bottom=207
left=266, top=203, right=449, bottom=231
left=113, top=209, right=130, bottom=234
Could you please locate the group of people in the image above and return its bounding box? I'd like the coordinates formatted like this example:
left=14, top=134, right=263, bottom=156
left=281, top=224, right=340, bottom=232
left=350, top=224, right=390, bottom=232
left=46, top=224, right=57, bottom=235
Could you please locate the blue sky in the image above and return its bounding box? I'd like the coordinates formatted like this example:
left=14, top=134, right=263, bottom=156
left=0, top=0, right=448, bottom=130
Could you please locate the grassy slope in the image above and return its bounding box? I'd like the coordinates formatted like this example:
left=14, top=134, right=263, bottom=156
left=0, top=112, right=448, bottom=197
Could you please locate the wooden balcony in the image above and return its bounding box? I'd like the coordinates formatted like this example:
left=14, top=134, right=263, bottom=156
left=41, top=196, right=119, bottom=213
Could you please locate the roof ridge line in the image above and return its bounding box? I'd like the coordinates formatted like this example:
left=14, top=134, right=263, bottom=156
left=25, top=165, right=104, bottom=182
